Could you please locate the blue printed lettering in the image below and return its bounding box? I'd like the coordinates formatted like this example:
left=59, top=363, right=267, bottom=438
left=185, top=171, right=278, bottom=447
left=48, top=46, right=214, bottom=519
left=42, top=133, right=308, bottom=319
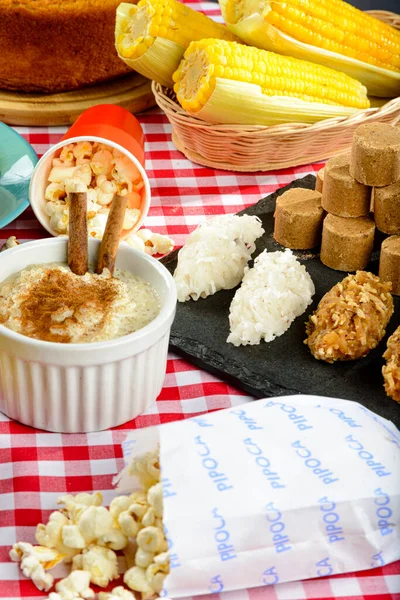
left=162, top=524, right=181, bottom=569
left=374, top=488, right=394, bottom=536
left=371, top=551, right=385, bottom=567
left=318, top=497, right=345, bottom=543
left=345, top=435, right=391, bottom=477
left=230, top=409, right=263, bottom=430
left=265, top=502, right=293, bottom=553
left=195, top=436, right=233, bottom=491
left=161, top=477, right=176, bottom=499
left=316, top=557, right=333, bottom=577
left=244, top=438, right=286, bottom=489
left=264, top=401, right=313, bottom=431
left=212, top=508, right=237, bottom=562
left=209, top=574, right=224, bottom=594
left=358, top=406, right=400, bottom=449
left=192, top=417, right=213, bottom=427
left=262, top=566, right=279, bottom=585
left=292, top=441, right=339, bottom=484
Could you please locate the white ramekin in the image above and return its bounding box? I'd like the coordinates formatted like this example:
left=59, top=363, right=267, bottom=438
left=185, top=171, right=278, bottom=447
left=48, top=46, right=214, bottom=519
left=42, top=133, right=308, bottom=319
left=29, top=135, right=151, bottom=239
left=0, top=238, right=176, bottom=433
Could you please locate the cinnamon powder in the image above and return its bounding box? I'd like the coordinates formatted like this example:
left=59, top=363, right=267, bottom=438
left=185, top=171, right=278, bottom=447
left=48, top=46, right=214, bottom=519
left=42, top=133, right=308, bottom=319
left=19, top=268, right=119, bottom=343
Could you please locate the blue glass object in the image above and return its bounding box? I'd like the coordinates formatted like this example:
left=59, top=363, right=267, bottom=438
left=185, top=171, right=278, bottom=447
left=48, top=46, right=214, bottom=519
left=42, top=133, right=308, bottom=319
left=0, top=123, right=38, bottom=228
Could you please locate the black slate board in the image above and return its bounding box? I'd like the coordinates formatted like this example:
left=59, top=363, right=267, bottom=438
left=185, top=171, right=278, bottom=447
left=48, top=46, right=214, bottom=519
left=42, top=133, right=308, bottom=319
left=161, top=175, right=400, bottom=428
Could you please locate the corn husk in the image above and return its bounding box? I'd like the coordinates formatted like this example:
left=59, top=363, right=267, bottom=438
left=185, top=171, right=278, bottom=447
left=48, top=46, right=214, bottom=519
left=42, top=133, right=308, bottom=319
left=185, top=78, right=361, bottom=125
left=115, top=3, right=183, bottom=88
left=218, top=0, right=400, bottom=98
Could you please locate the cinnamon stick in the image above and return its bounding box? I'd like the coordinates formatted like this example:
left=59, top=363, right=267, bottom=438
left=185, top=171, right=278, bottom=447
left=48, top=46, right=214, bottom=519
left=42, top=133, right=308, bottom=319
left=96, top=194, right=128, bottom=275
left=68, top=190, right=88, bottom=276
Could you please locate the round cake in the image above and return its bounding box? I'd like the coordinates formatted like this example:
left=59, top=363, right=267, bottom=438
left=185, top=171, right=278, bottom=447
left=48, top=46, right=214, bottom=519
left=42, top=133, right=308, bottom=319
left=0, top=0, right=135, bottom=92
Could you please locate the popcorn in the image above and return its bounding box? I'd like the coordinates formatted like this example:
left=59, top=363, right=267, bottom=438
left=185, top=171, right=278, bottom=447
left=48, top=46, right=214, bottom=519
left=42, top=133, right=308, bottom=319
left=76, top=506, right=114, bottom=545
left=124, top=234, right=145, bottom=253
left=73, top=164, right=92, bottom=188
left=9, top=542, right=62, bottom=592
left=72, top=545, right=119, bottom=588
left=147, top=483, right=163, bottom=518
left=109, top=495, right=133, bottom=520
left=123, top=540, right=138, bottom=570
left=136, top=526, right=165, bottom=554
left=48, top=166, right=77, bottom=183
left=124, top=566, right=154, bottom=597
left=88, top=213, right=108, bottom=239
left=44, top=142, right=145, bottom=240
left=9, top=450, right=169, bottom=600
left=97, top=529, right=128, bottom=551
left=123, top=208, right=140, bottom=231
left=45, top=182, right=66, bottom=202
left=60, top=144, right=76, bottom=163
left=136, top=229, right=174, bottom=256
left=141, top=507, right=156, bottom=527
left=135, top=547, right=154, bottom=568
left=118, top=507, right=142, bottom=539
left=146, top=560, right=169, bottom=594
left=128, top=449, right=160, bottom=491
left=47, top=202, right=69, bottom=234
left=97, top=178, right=118, bottom=206
left=90, top=149, right=113, bottom=176
left=98, top=586, right=135, bottom=600
left=64, top=178, right=88, bottom=195
left=0, top=236, right=21, bottom=251
left=48, top=570, right=95, bottom=600
left=58, top=492, right=103, bottom=513
left=36, top=511, right=79, bottom=561
left=73, top=142, right=93, bottom=161
left=62, top=525, right=87, bottom=549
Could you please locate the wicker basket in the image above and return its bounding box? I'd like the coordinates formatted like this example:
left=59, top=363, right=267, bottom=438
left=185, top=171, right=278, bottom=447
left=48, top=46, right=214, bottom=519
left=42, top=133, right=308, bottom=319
left=152, top=10, right=400, bottom=172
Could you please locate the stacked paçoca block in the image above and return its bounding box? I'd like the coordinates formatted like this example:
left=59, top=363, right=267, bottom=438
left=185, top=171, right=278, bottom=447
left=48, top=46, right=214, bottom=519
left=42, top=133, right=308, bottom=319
left=274, top=122, right=400, bottom=296
left=273, top=123, right=400, bottom=403
left=319, top=122, right=400, bottom=296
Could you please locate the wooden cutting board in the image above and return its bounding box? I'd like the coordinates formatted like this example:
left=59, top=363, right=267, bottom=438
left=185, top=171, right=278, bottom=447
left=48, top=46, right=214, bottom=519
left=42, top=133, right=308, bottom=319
left=0, top=73, right=155, bottom=126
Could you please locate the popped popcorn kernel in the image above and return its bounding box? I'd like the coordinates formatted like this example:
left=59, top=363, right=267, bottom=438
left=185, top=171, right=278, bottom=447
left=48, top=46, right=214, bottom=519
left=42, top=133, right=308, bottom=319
left=124, top=565, right=154, bottom=596
left=9, top=542, right=62, bottom=592
left=136, top=229, right=174, bottom=256
left=77, top=506, right=114, bottom=545
left=98, top=586, right=135, bottom=600
left=147, top=483, right=163, bottom=518
left=36, top=511, right=79, bottom=561
left=136, top=526, right=164, bottom=554
left=0, top=236, right=21, bottom=252
left=48, top=570, right=95, bottom=600
left=71, top=544, right=119, bottom=588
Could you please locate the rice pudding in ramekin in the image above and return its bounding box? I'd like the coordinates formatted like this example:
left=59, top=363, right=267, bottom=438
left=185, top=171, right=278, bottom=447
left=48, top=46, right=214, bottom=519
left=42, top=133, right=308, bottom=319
left=0, top=238, right=176, bottom=433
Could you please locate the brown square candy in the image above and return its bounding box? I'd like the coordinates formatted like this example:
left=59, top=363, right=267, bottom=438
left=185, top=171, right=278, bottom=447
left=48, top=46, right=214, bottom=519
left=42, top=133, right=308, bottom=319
left=273, top=188, right=324, bottom=249
left=350, top=123, right=400, bottom=187
left=321, top=213, right=375, bottom=271
left=322, top=153, right=370, bottom=217
left=379, top=235, right=400, bottom=295
left=374, top=180, right=400, bottom=235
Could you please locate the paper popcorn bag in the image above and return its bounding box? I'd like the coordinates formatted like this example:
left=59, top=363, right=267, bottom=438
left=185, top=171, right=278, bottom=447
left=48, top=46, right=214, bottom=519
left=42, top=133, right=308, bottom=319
left=115, top=395, right=400, bottom=598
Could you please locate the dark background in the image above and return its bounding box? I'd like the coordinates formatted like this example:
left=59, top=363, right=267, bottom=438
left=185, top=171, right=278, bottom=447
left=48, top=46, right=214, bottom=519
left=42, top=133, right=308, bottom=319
left=209, top=0, right=400, bottom=11
left=350, top=0, right=399, bottom=8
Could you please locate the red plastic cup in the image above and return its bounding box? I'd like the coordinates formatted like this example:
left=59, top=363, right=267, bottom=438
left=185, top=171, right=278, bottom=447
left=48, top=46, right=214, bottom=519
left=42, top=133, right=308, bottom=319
left=62, top=104, right=145, bottom=167
left=29, top=104, right=150, bottom=240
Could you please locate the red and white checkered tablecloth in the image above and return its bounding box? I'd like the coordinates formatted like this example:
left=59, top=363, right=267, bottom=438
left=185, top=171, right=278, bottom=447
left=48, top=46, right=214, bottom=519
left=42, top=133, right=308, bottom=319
left=1, top=3, right=400, bottom=597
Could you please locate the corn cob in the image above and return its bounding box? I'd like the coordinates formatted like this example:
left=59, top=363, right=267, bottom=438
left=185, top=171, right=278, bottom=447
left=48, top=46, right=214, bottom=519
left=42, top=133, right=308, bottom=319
left=115, top=0, right=238, bottom=88
left=173, top=39, right=370, bottom=126
left=219, top=0, right=400, bottom=98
